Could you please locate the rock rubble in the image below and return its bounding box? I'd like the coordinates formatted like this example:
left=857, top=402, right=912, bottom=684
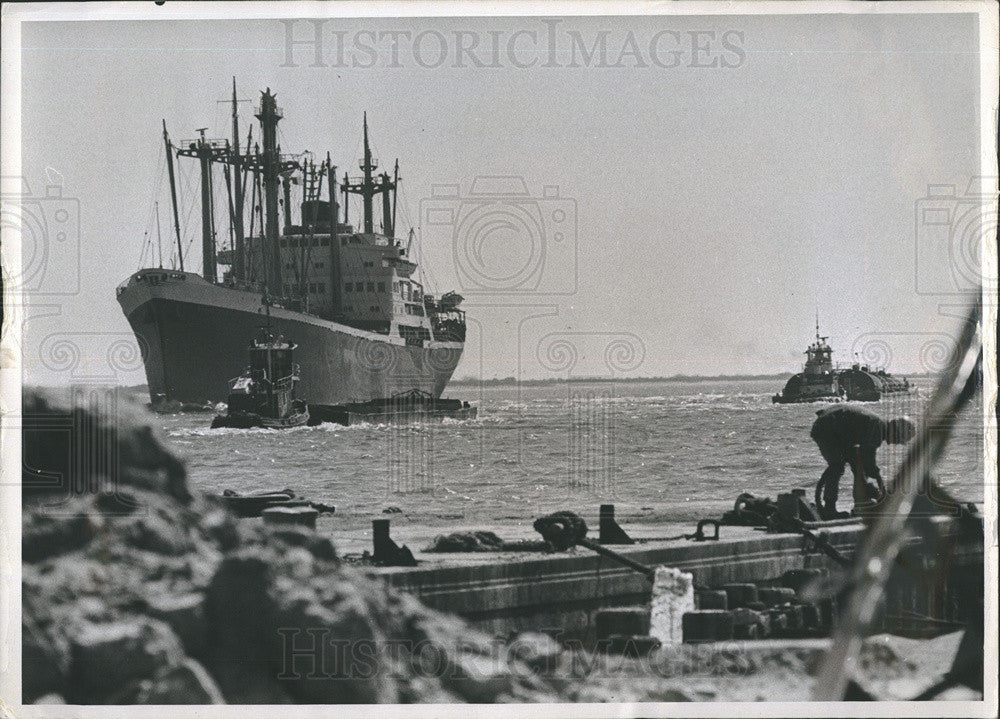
left=21, top=388, right=564, bottom=704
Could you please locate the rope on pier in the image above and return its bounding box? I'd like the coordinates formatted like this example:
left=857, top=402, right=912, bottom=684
left=532, top=511, right=588, bottom=551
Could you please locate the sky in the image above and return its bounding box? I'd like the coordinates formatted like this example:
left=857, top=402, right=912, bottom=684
left=13, top=9, right=988, bottom=385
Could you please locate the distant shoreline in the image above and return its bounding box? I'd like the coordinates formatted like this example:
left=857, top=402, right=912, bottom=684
left=449, top=372, right=937, bottom=387
left=26, top=371, right=939, bottom=394
left=448, top=374, right=795, bottom=387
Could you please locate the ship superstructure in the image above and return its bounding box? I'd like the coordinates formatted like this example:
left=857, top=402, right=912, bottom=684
left=117, top=84, right=465, bottom=406
left=772, top=319, right=841, bottom=403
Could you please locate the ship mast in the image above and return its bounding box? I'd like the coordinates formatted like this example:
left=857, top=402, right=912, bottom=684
left=342, top=113, right=396, bottom=236
left=197, top=129, right=216, bottom=282
left=362, top=113, right=374, bottom=234
left=391, top=159, right=399, bottom=239
left=327, top=153, right=341, bottom=316
left=176, top=127, right=228, bottom=282
left=161, top=120, right=185, bottom=272
left=256, top=88, right=283, bottom=296
left=231, top=78, right=246, bottom=284
left=154, top=201, right=163, bottom=269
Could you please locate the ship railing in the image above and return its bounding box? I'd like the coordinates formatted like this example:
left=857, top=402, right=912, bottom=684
left=180, top=138, right=228, bottom=150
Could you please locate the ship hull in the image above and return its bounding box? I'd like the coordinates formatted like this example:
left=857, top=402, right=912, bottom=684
left=117, top=270, right=464, bottom=405
left=773, top=370, right=916, bottom=404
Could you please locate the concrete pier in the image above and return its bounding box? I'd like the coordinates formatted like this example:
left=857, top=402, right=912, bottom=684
left=353, top=517, right=982, bottom=636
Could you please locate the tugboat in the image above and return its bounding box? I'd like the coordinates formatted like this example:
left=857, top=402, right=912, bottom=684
left=773, top=316, right=916, bottom=403
left=772, top=318, right=844, bottom=404
left=211, top=326, right=309, bottom=428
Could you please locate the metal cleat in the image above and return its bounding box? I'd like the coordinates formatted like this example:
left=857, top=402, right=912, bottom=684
left=598, top=504, right=635, bottom=544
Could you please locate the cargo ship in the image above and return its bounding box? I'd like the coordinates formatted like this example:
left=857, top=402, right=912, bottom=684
left=772, top=318, right=915, bottom=403
left=117, top=84, right=466, bottom=406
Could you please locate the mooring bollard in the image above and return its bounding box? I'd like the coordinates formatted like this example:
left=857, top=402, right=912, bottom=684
left=372, top=519, right=417, bottom=567
left=777, top=493, right=799, bottom=521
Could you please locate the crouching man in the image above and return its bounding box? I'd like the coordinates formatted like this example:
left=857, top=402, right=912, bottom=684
left=810, top=405, right=915, bottom=519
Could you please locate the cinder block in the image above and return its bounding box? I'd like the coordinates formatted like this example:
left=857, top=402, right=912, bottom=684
left=732, top=608, right=769, bottom=639
left=800, top=603, right=822, bottom=629
left=594, top=607, right=650, bottom=641
left=682, top=610, right=734, bottom=643
left=695, top=590, right=728, bottom=610
left=759, top=587, right=797, bottom=606
left=261, top=506, right=319, bottom=530
left=650, top=566, right=694, bottom=645
left=721, top=583, right=758, bottom=609
left=781, top=568, right=822, bottom=595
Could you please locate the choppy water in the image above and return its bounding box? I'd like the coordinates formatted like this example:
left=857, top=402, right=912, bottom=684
left=159, top=378, right=985, bottom=526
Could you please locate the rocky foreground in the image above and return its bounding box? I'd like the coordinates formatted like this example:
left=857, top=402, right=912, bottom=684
left=20, top=388, right=972, bottom=704
left=21, top=389, right=569, bottom=704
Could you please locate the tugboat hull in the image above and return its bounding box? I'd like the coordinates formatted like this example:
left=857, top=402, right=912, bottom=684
left=772, top=368, right=916, bottom=403
left=772, top=373, right=845, bottom=404
left=210, top=408, right=310, bottom=429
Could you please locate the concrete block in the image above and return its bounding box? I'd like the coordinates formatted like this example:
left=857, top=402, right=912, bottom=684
left=767, top=608, right=789, bottom=635
left=650, top=566, right=694, bottom=645
left=783, top=604, right=804, bottom=632
left=262, top=506, right=319, bottom=530
left=695, top=590, right=728, bottom=610
left=800, top=603, right=822, bottom=629
left=721, top=583, right=759, bottom=609
left=594, top=607, right=650, bottom=640
left=781, top=568, right=822, bottom=595
left=682, top=610, right=734, bottom=643
left=732, top=608, right=769, bottom=639
left=759, top=587, right=797, bottom=606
